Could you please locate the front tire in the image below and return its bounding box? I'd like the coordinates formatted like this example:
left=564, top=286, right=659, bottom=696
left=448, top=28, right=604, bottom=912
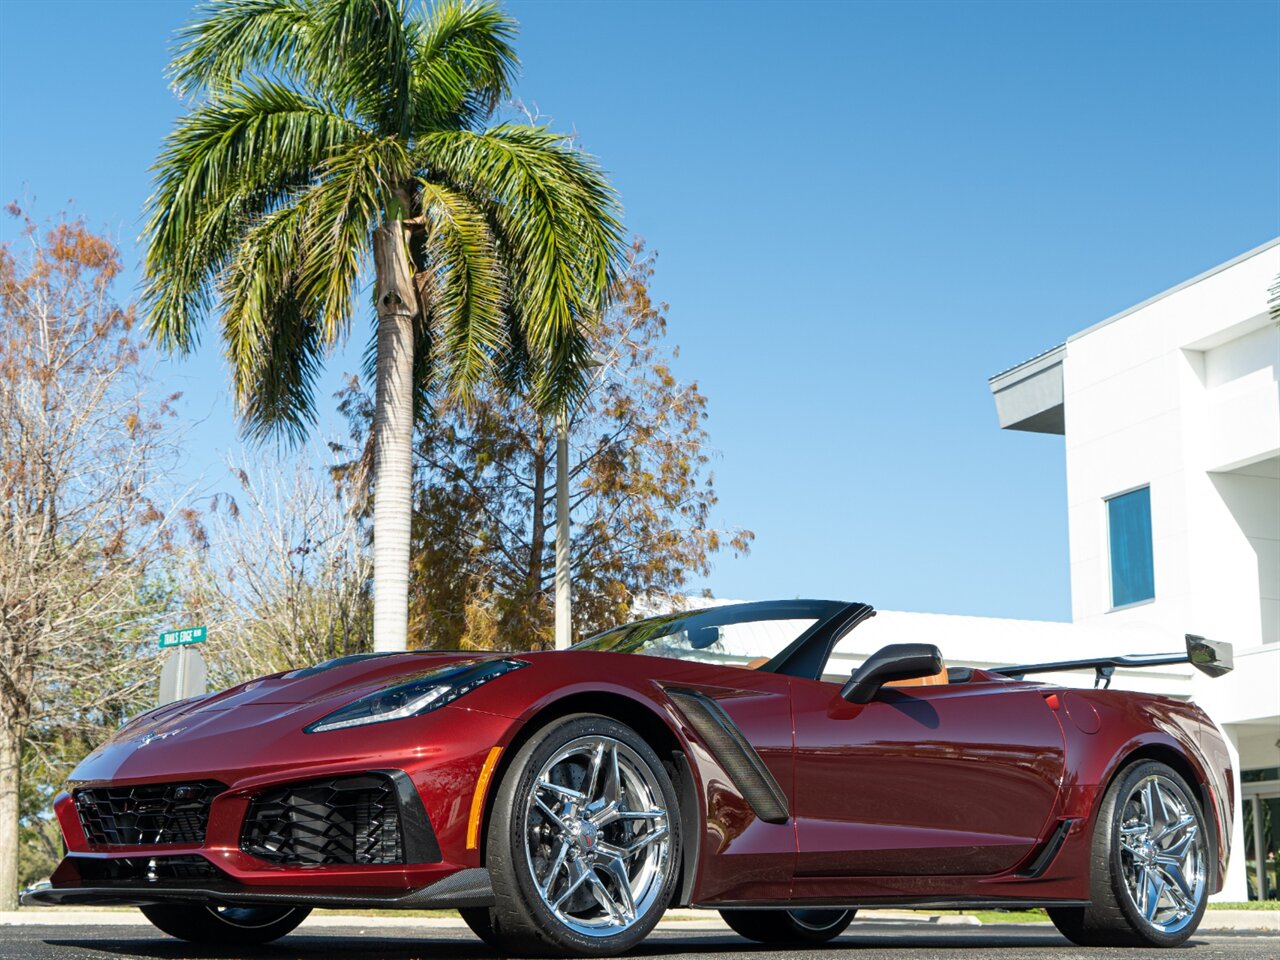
left=485, top=714, right=681, bottom=957
left=1049, top=760, right=1209, bottom=947
left=721, top=908, right=856, bottom=944
left=139, top=904, right=310, bottom=945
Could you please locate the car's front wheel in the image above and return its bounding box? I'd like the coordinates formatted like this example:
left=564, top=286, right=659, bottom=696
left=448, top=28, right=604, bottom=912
left=139, top=904, right=310, bottom=945
left=721, top=907, right=856, bottom=944
left=1049, top=760, right=1209, bottom=947
left=482, top=714, right=681, bottom=957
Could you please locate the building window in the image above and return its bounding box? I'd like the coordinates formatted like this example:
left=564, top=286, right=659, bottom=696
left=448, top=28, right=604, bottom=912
left=1107, top=486, right=1154, bottom=608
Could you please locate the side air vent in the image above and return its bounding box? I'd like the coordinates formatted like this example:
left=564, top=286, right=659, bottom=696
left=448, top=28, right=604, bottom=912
left=665, top=689, right=789, bottom=824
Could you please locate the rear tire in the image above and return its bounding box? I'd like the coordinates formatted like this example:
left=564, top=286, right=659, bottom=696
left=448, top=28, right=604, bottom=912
left=1048, top=760, right=1208, bottom=947
left=139, top=904, right=310, bottom=945
left=721, top=908, right=856, bottom=944
left=486, top=714, right=681, bottom=957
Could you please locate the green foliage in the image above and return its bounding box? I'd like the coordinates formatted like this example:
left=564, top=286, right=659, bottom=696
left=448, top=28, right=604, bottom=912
left=336, top=242, right=753, bottom=649
left=145, top=0, right=624, bottom=439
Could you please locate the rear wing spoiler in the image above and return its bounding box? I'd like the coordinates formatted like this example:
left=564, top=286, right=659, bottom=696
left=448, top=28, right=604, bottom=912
left=992, top=634, right=1233, bottom=689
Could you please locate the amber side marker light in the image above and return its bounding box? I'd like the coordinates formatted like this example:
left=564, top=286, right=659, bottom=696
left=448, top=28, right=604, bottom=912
left=466, top=746, right=503, bottom=850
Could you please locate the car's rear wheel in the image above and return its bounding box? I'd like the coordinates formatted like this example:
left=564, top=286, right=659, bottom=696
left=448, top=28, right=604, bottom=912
left=721, top=907, right=856, bottom=944
left=483, top=714, right=681, bottom=957
left=1049, top=760, right=1208, bottom=947
left=139, top=904, right=310, bottom=944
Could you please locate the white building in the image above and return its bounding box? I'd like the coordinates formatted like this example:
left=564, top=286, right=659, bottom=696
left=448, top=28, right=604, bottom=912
left=982, top=238, right=1280, bottom=900
left=842, top=239, right=1279, bottom=900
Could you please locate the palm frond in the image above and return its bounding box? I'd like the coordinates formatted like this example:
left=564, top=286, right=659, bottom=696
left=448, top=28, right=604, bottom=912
left=170, top=0, right=318, bottom=96
left=415, top=125, right=624, bottom=410
left=297, top=135, right=411, bottom=340
left=416, top=181, right=506, bottom=394
left=217, top=201, right=324, bottom=441
left=144, top=81, right=363, bottom=352
left=409, top=0, right=517, bottom=133
left=312, top=0, right=414, bottom=135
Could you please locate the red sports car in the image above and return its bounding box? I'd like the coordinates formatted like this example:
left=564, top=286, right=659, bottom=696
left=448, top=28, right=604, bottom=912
left=24, top=600, right=1234, bottom=954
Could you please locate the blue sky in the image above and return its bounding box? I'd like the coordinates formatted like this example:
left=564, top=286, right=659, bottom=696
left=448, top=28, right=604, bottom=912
left=1, top=0, right=1277, bottom=622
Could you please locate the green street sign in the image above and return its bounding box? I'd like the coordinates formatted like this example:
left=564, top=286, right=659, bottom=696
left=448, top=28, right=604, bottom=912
left=159, top=626, right=207, bottom=648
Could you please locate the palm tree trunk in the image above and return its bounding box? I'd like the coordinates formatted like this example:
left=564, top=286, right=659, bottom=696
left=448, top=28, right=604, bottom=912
left=371, top=220, right=419, bottom=652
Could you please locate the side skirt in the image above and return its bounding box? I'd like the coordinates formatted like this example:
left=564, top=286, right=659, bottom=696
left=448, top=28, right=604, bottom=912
left=709, top=898, right=1090, bottom=911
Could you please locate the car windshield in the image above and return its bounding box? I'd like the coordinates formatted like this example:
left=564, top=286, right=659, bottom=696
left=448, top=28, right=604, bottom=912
left=573, top=600, right=844, bottom=670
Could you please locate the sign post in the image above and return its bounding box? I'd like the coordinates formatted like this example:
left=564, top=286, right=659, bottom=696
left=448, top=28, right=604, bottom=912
left=158, top=626, right=208, bottom=706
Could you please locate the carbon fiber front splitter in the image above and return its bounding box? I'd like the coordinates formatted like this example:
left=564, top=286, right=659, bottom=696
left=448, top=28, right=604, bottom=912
left=20, top=865, right=494, bottom=910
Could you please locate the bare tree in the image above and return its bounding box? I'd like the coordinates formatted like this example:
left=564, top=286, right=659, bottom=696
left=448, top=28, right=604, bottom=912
left=179, top=452, right=372, bottom=688
left=0, top=209, right=180, bottom=907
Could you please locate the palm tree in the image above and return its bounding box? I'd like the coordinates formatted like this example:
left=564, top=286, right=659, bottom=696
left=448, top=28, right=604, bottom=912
left=144, top=0, right=623, bottom=651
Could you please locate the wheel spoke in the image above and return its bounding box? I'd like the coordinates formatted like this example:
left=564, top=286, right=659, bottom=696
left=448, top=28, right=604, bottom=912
left=586, top=866, right=626, bottom=924
left=539, top=840, right=570, bottom=896
left=1152, top=781, right=1176, bottom=835
left=1141, top=867, right=1166, bottom=921
left=1155, top=861, right=1195, bottom=912
left=623, top=823, right=669, bottom=855
left=605, top=741, right=621, bottom=804
left=538, top=779, right=586, bottom=806
left=598, top=856, right=637, bottom=921
left=584, top=741, right=607, bottom=802
left=1146, top=783, right=1167, bottom=834
left=534, top=795, right=571, bottom=834
left=611, top=808, right=666, bottom=821
left=551, top=861, right=591, bottom=910
left=1159, top=823, right=1198, bottom=860
left=1119, top=834, right=1145, bottom=856
left=1154, top=813, right=1193, bottom=843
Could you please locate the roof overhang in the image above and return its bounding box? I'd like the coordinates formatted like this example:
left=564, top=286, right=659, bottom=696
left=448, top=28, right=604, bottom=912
left=987, top=344, right=1065, bottom=435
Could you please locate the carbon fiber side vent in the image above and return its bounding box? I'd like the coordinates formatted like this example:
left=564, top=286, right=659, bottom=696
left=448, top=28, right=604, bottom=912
left=665, top=688, right=789, bottom=825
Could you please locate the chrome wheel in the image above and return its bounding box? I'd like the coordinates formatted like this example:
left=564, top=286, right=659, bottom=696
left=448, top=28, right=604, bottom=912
left=523, top=734, right=672, bottom=938
left=1117, top=774, right=1206, bottom=935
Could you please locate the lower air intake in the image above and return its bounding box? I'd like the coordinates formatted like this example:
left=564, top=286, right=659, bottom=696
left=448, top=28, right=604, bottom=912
left=241, top=773, right=404, bottom=865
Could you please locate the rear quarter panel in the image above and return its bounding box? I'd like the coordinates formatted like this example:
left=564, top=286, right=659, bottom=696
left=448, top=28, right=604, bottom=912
left=1046, top=689, right=1232, bottom=893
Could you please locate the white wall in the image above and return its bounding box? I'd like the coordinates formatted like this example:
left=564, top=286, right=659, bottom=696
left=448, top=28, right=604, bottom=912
left=1062, top=243, right=1280, bottom=657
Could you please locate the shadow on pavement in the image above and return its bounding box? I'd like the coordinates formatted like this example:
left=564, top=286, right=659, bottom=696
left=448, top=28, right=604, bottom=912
left=41, top=928, right=1084, bottom=959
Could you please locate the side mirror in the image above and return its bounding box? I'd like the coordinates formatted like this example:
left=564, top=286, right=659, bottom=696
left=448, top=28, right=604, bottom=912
left=841, top=643, right=944, bottom=704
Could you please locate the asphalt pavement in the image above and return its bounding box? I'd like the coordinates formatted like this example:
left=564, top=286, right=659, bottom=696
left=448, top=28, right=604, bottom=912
left=1, top=920, right=1276, bottom=960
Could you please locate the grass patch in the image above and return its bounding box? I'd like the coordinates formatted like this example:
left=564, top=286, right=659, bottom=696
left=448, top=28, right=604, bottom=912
left=1207, top=901, right=1280, bottom=911
left=957, top=909, right=1049, bottom=924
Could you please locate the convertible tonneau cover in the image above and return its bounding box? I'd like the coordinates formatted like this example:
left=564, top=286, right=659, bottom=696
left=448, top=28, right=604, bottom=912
left=993, top=634, right=1233, bottom=689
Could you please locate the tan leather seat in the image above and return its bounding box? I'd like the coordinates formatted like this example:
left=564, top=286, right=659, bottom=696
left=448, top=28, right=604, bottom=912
left=884, top=662, right=949, bottom=688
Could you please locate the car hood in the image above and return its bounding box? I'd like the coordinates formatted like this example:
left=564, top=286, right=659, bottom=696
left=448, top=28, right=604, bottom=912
left=73, top=651, right=508, bottom=784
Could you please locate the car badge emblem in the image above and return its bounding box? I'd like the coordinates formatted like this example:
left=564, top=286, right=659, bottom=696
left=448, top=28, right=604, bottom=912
left=138, top=729, right=182, bottom=747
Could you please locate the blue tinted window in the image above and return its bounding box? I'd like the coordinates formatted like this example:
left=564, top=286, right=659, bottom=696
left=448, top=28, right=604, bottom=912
left=1107, top=487, right=1154, bottom=607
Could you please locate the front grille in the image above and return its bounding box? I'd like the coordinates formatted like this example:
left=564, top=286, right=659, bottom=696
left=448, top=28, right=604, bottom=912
left=74, top=781, right=225, bottom=846
left=74, top=855, right=224, bottom=885
left=241, top=774, right=404, bottom=865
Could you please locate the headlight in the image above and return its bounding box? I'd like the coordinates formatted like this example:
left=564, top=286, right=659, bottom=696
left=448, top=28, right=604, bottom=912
left=304, top=658, right=528, bottom=733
